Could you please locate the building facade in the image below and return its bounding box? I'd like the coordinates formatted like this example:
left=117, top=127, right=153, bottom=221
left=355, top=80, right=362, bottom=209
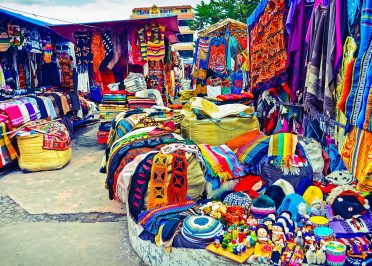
left=131, top=5, right=194, bottom=59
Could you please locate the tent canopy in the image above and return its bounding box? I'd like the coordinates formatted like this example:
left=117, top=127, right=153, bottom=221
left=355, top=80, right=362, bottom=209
left=0, top=8, right=51, bottom=30
left=198, top=18, right=247, bottom=38
left=50, top=16, right=180, bottom=44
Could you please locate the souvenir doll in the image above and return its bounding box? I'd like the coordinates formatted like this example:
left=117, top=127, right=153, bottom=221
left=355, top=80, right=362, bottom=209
left=310, top=199, right=326, bottom=217
left=252, top=224, right=273, bottom=264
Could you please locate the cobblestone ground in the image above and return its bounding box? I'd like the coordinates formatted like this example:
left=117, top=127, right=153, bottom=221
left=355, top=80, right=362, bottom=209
left=0, top=124, right=146, bottom=266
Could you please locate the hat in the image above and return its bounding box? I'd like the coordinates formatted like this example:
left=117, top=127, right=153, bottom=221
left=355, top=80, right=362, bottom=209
left=223, top=192, right=252, bottom=208
left=272, top=222, right=286, bottom=235
left=277, top=193, right=307, bottom=221
left=161, top=218, right=182, bottom=242
left=303, top=186, right=323, bottom=206
left=325, top=171, right=354, bottom=186
left=331, top=190, right=369, bottom=220
left=296, top=176, right=314, bottom=195
left=234, top=175, right=264, bottom=196
left=0, top=31, right=10, bottom=52
left=265, top=185, right=286, bottom=209
left=262, top=217, right=275, bottom=226
left=273, top=179, right=295, bottom=195
left=250, top=195, right=276, bottom=219
left=181, top=215, right=223, bottom=243
left=256, top=224, right=269, bottom=235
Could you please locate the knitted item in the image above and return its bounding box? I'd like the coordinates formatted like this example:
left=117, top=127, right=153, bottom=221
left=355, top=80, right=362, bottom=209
left=139, top=200, right=196, bottom=235
left=265, top=185, right=286, bottom=209
left=302, top=186, right=323, bottom=206
left=167, top=150, right=188, bottom=205
left=148, top=152, right=171, bottom=209
left=181, top=215, right=223, bottom=243
left=250, top=195, right=276, bottom=219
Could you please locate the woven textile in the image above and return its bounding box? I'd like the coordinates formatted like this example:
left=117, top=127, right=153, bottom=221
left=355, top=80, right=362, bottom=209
left=139, top=200, right=196, bottom=235
left=268, top=133, right=298, bottom=174
left=128, top=153, right=156, bottom=221
left=248, top=0, right=287, bottom=93
left=341, top=127, right=372, bottom=192
left=148, top=152, right=171, bottom=209
left=167, top=150, right=188, bottom=205
left=0, top=120, right=17, bottom=168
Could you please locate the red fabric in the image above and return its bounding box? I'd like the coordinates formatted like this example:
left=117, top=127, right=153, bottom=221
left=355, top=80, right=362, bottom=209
left=322, top=149, right=330, bottom=176
left=99, top=69, right=116, bottom=93
left=234, top=175, right=264, bottom=199
left=313, top=181, right=338, bottom=194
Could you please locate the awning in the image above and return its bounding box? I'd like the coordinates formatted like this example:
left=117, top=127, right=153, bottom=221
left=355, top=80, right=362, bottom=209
left=0, top=8, right=51, bottom=30
left=49, top=16, right=180, bottom=44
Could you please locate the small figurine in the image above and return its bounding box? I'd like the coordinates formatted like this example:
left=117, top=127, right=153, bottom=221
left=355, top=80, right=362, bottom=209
left=294, top=230, right=304, bottom=248
left=253, top=224, right=273, bottom=262
left=310, top=199, right=326, bottom=217
left=305, top=244, right=316, bottom=264
left=296, top=202, right=310, bottom=227
left=272, top=222, right=286, bottom=246
left=316, top=244, right=326, bottom=265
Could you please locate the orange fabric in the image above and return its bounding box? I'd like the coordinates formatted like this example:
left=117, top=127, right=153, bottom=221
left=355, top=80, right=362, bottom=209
left=91, top=33, right=105, bottom=73
left=225, top=128, right=261, bottom=151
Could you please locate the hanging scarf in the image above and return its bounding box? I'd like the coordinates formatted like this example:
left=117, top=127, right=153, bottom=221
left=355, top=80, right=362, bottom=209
left=268, top=133, right=299, bottom=175
left=148, top=152, right=171, bottom=209
left=167, top=150, right=188, bottom=204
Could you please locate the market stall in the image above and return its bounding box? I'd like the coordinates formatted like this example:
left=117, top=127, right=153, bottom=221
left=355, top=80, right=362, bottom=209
left=50, top=16, right=184, bottom=145
left=99, top=0, right=372, bottom=265
left=190, top=19, right=252, bottom=105
left=0, top=7, right=93, bottom=172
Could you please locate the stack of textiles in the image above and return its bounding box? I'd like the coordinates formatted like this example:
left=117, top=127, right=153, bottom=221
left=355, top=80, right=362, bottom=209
left=124, top=73, right=147, bottom=93
left=0, top=115, right=17, bottom=168
left=0, top=97, right=41, bottom=126
left=127, top=98, right=157, bottom=109
left=98, top=93, right=128, bottom=121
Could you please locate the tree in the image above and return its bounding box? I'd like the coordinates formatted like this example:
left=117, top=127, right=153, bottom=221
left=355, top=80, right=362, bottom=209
left=189, top=0, right=260, bottom=31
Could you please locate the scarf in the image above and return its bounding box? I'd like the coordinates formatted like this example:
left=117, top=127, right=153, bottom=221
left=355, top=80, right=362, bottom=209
left=268, top=133, right=298, bottom=175
left=167, top=150, right=188, bottom=205
left=341, top=127, right=372, bottom=192
left=211, top=145, right=245, bottom=179
left=0, top=121, right=17, bottom=167
left=105, top=135, right=177, bottom=199
left=128, top=153, right=156, bottom=221
left=148, top=152, right=171, bottom=209
left=160, top=143, right=206, bottom=173
left=198, top=144, right=233, bottom=181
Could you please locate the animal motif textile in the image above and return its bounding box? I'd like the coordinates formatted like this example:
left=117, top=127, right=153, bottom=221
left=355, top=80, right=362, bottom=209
left=148, top=152, right=171, bottom=209
left=248, top=0, right=287, bottom=93
left=341, top=127, right=372, bottom=192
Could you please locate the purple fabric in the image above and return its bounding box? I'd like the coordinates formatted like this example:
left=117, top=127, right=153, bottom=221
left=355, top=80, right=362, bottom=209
left=23, top=101, right=37, bottom=121
left=286, top=0, right=302, bottom=33
left=286, top=0, right=310, bottom=102
left=334, top=0, right=343, bottom=72
left=305, top=0, right=324, bottom=44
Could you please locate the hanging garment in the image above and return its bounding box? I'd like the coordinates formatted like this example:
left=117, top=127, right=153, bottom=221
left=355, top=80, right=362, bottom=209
left=227, top=36, right=238, bottom=72
left=248, top=0, right=287, bottom=93
left=128, top=30, right=146, bottom=66
left=107, top=33, right=122, bottom=70
left=194, top=37, right=210, bottom=80
left=147, top=40, right=165, bottom=61
left=91, top=32, right=105, bottom=73
left=207, top=37, right=228, bottom=77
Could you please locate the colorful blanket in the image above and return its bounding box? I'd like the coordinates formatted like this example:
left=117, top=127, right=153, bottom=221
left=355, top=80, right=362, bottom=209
left=268, top=133, right=298, bottom=174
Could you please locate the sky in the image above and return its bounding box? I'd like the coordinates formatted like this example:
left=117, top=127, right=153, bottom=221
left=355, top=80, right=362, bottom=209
left=1, top=0, right=205, bottom=24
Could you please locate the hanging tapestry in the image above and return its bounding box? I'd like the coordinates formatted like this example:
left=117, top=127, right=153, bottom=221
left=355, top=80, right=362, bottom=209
left=248, top=0, right=287, bottom=94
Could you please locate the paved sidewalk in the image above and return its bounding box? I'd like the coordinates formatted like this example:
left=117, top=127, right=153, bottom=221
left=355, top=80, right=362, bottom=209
left=0, top=124, right=144, bottom=266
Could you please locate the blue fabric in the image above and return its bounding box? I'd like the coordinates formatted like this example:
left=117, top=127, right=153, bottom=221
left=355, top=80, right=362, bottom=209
left=0, top=8, right=51, bottom=29
left=325, top=144, right=347, bottom=172
left=247, top=0, right=269, bottom=27
left=278, top=193, right=307, bottom=221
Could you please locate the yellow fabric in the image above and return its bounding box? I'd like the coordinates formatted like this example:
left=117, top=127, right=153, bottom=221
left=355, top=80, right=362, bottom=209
left=17, top=134, right=72, bottom=172
left=181, top=97, right=259, bottom=145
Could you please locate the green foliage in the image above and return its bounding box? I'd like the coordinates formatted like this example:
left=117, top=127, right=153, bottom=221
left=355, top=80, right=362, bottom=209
left=189, top=0, right=260, bottom=31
